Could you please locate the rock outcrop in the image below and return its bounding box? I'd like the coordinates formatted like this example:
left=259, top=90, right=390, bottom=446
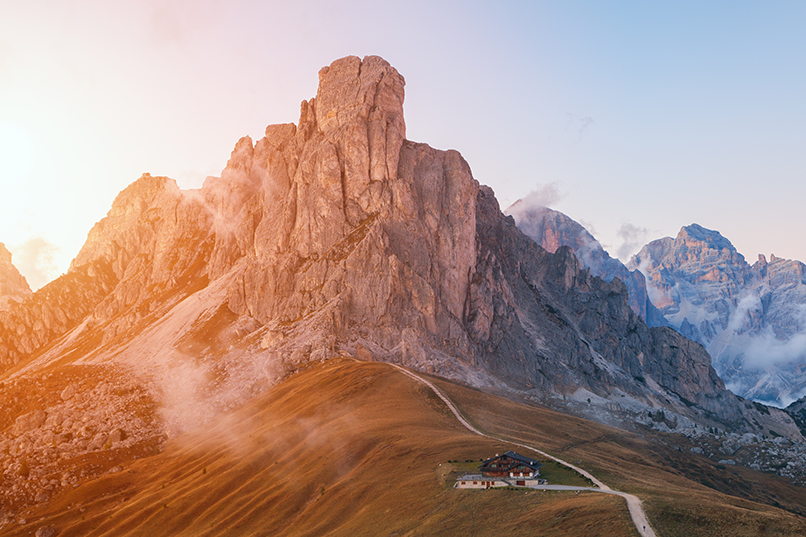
left=0, top=243, right=31, bottom=311
left=629, top=224, right=806, bottom=407
left=0, top=259, right=117, bottom=367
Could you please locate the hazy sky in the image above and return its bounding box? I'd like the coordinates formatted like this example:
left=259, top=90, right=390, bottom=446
left=1, top=1, right=804, bottom=289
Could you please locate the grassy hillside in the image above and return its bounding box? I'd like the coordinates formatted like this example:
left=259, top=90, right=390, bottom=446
left=4, top=359, right=806, bottom=536
left=2, top=360, right=636, bottom=536
left=430, top=376, right=806, bottom=537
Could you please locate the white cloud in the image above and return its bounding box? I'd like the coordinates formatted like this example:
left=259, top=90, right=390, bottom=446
left=11, top=236, right=59, bottom=291
left=506, top=183, right=563, bottom=221
left=615, top=223, right=650, bottom=260
left=743, top=306, right=806, bottom=370
left=727, top=294, right=762, bottom=334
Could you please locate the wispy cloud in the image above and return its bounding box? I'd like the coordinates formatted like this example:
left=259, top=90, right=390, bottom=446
left=509, top=182, right=563, bottom=214
left=504, top=183, right=563, bottom=240
left=743, top=306, right=806, bottom=370
left=565, top=113, right=595, bottom=142
left=616, top=223, right=650, bottom=260
left=12, top=236, right=59, bottom=291
left=727, top=294, right=763, bottom=334
left=578, top=219, right=599, bottom=238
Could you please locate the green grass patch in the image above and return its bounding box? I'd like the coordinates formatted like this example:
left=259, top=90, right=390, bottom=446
left=538, top=461, right=593, bottom=487
left=443, top=460, right=482, bottom=489
left=450, top=460, right=482, bottom=472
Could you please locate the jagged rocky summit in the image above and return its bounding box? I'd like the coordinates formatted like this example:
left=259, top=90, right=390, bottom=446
left=629, top=224, right=806, bottom=407
left=0, top=58, right=801, bottom=512
left=0, top=243, right=32, bottom=311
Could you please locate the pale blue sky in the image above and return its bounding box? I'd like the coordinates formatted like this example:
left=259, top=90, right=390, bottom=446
left=1, top=0, right=804, bottom=288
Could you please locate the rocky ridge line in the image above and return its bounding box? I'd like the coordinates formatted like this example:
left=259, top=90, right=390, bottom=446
left=505, top=203, right=666, bottom=326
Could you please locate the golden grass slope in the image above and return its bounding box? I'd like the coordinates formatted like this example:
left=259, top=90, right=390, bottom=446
left=4, top=359, right=806, bottom=536
left=2, top=360, right=635, bottom=536
left=430, top=376, right=806, bottom=537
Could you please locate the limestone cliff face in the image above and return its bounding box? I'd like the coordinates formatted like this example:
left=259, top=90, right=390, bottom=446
left=0, top=244, right=31, bottom=311
left=221, top=55, right=477, bottom=370
left=630, top=224, right=806, bottom=407
left=0, top=56, right=794, bottom=446
left=505, top=203, right=665, bottom=327
left=69, top=175, right=216, bottom=341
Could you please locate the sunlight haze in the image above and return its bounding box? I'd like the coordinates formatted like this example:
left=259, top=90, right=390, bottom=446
left=1, top=0, right=804, bottom=288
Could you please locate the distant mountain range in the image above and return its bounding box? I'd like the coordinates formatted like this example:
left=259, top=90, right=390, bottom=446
left=507, top=200, right=806, bottom=409
left=628, top=224, right=806, bottom=408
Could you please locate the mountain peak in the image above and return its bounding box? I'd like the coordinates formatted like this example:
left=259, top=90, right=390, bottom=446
left=225, top=135, right=255, bottom=172
left=677, top=223, right=736, bottom=252
left=313, top=55, right=405, bottom=139
left=633, top=221, right=806, bottom=407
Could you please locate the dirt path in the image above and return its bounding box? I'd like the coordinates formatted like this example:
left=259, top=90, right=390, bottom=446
left=391, top=364, right=657, bottom=537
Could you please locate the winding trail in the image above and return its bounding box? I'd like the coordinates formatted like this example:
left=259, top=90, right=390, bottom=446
left=391, top=364, right=657, bottom=537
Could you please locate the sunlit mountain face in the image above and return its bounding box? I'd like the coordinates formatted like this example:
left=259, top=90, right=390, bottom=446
left=627, top=224, right=806, bottom=408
